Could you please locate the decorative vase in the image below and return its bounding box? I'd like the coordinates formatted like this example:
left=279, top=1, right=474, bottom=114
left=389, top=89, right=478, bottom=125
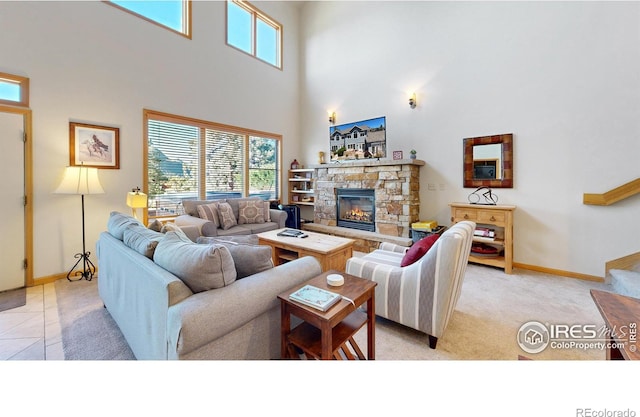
left=318, top=151, right=325, bottom=164
left=410, top=153, right=417, bottom=159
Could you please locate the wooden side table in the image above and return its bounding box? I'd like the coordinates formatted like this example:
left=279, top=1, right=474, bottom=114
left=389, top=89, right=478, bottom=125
left=278, top=271, right=377, bottom=360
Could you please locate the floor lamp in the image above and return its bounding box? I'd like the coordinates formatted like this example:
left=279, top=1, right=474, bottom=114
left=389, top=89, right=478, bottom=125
left=54, top=165, right=104, bottom=281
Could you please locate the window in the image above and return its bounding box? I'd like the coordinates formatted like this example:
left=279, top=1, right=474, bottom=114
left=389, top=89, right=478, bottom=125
left=226, top=1, right=282, bottom=68
left=0, top=72, right=29, bottom=107
left=107, top=1, right=192, bottom=38
left=144, top=110, right=281, bottom=219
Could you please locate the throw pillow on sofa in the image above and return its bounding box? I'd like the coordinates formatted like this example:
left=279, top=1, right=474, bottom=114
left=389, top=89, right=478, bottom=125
left=123, top=226, right=164, bottom=259
left=197, top=235, right=259, bottom=245
left=154, top=231, right=237, bottom=293
left=107, top=211, right=143, bottom=240
left=217, top=202, right=237, bottom=230
left=160, top=222, right=192, bottom=240
left=148, top=219, right=163, bottom=232
left=401, top=234, right=440, bottom=267
left=182, top=199, right=226, bottom=217
left=197, top=202, right=221, bottom=228
left=196, top=236, right=273, bottom=278
left=263, top=201, right=271, bottom=222
left=238, top=200, right=265, bottom=225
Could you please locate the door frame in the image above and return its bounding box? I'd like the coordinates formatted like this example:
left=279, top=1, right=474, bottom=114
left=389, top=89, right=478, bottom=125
left=0, top=104, right=33, bottom=287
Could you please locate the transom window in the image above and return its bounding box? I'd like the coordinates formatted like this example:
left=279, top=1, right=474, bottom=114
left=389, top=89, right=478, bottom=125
left=0, top=72, right=29, bottom=107
left=107, top=0, right=192, bottom=38
left=226, top=0, right=282, bottom=69
left=144, top=110, right=281, bottom=219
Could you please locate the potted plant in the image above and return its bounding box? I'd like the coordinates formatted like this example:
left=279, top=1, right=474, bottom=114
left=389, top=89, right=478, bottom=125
left=410, top=149, right=417, bottom=159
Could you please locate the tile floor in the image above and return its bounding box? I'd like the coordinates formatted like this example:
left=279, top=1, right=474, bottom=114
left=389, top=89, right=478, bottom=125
left=0, top=283, right=64, bottom=360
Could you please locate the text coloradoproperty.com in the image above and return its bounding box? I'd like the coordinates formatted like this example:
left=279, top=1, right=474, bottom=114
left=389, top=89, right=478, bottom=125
left=551, top=341, right=626, bottom=351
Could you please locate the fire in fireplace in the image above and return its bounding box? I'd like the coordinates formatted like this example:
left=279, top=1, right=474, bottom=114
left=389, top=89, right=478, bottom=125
left=336, top=188, right=375, bottom=232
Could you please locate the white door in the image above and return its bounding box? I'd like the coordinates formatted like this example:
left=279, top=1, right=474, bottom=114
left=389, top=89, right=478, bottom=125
left=0, top=112, right=25, bottom=291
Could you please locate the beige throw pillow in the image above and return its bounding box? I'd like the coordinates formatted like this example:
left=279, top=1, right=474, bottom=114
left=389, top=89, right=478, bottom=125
left=160, top=222, right=191, bottom=241
left=123, top=226, right=164, bottom=259
left=263, top=201, right=271, bottom=222
left=238, top=200, right=265, bottom=225
left=196, top=236, right=273, bottom=278
left=217, top=202, right=237, bottom=230
left=107, top=211, right=143, bottom=240
left=154, top=231, right=237, bottom=293
left=197, top=202, right=221, bottom=228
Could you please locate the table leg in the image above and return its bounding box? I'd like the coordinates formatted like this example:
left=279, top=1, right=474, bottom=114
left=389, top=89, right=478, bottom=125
left=321, top=321, right=332, bottom=359
left=280, top=301, right=291, bottom=359
left=367, top=295, right=375, bottom=360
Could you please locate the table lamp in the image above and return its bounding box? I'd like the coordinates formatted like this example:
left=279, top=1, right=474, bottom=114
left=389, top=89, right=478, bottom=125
left=126, top=187, right=147, bottom=219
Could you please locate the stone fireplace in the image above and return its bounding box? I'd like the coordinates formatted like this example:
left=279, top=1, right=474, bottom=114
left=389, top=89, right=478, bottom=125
left=307, top=159, right=424, bottom=244
left=336, top=188, right=375, bottom=232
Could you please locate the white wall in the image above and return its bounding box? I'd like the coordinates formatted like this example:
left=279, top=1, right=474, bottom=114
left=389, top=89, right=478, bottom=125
left=1, top=1, right=637, bottom=280
left=0, top=1, right=301, bottom=279
left=299, top=1, right=640, bottom=277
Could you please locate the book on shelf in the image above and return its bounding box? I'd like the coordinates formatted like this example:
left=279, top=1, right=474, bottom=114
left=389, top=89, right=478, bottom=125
left=474, top=227, right=496, bottom=238
left=289, top=285, right=342, bottom=312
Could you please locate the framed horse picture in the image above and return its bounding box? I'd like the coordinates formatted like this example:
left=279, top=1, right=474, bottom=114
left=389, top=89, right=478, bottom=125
left=69, top=122, right=120, bottom=169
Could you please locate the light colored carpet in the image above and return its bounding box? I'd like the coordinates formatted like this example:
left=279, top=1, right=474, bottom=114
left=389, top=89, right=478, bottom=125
left=55, top=264, right=612, bottom=360
left=354, top=264, right=611, bottom=360
left=55, top=278, right=135, bottom=360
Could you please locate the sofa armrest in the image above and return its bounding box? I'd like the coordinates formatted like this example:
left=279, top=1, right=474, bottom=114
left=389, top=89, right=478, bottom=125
left=175, top=214, right=219, bottom=237
left=166, top=256, right=322, bottom=358
left=270, top=209, right=287, bottom=228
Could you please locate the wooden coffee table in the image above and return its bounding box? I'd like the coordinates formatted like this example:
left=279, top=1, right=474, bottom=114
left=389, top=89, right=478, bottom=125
left=278, top=271, right=377, bottom=360
left=257, top=228, right=354, bottom=272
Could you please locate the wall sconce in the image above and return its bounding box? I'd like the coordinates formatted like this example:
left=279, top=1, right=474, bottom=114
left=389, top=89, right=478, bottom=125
left=328, top=112, right=336, bottom=124
left=409, top=93, right=417, bottom=109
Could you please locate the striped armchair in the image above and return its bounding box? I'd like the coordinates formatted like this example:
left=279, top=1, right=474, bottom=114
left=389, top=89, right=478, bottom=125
left=345, top=221, right=475, bottom=349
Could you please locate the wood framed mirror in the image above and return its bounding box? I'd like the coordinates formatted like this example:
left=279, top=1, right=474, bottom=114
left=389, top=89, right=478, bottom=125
left=463, top=133, right=513, bottom=188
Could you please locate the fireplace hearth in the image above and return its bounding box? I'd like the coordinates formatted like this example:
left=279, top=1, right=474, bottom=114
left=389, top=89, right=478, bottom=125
left=336, top=188, right=375, bottom=232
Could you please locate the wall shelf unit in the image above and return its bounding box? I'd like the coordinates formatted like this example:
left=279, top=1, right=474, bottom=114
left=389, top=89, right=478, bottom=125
left=288, top=168, right=315, bottom=206
left=450, top=202, right=516, bottom=274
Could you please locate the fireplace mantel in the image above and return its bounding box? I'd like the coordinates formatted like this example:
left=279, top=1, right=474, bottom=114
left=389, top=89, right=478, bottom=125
left=308, top=158, right=425, bottom=169
left=311, top=158, right=424, bottom=241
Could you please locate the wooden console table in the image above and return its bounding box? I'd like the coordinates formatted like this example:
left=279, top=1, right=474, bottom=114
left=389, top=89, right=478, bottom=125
left=590, top=289, right=640, bottom=360
left=450, top=203, right=516, bottom=274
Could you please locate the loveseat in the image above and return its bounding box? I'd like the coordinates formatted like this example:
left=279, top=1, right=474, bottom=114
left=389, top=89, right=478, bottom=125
left=174, top=197, right=287, bottom=238
left=96, top=212, right=321, bottom=360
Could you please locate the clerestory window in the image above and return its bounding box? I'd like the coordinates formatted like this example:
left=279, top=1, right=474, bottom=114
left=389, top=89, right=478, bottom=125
left=144, top=110, right=281, bottom=219
left=106, top=0, right=192, bottom=38
left=0, top=72, right=29, bottom=107
left=226, top=0, right=282, bottom=69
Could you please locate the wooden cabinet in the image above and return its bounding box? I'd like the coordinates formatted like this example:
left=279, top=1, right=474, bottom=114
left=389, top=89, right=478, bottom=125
left=288, top=169, right=314, bottom=206
left=450, top=203, right=516, bottom=274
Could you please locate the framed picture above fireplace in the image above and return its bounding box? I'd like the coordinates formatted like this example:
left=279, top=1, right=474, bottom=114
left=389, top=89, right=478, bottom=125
left=329, top=116, right=386, bottom=160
